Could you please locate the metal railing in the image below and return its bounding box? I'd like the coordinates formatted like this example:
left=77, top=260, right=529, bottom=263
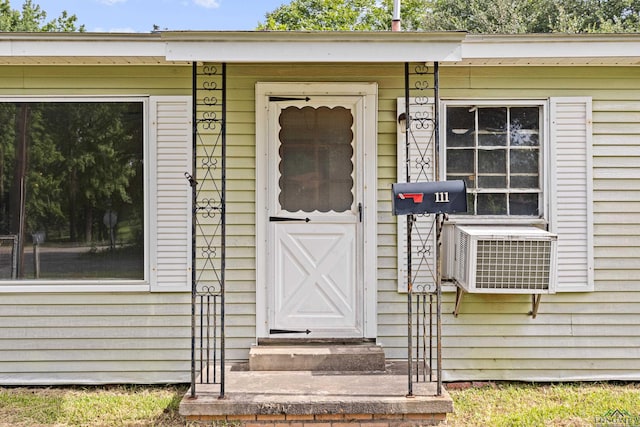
left=403, top=62, right=443, bottom=396
left=186, top=60, right=441, bottom=399
left=189, top=62, right=226, bottom=398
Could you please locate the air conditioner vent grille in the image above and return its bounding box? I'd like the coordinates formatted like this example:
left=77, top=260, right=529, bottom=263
left=452, top=225, right=558, bottom=294
left=476, top=239, right=552, bottom=290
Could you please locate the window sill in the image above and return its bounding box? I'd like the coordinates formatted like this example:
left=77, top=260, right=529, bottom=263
left=444, top=216, right=547, bottom=226
left=0, top=281, right=150, bottom=293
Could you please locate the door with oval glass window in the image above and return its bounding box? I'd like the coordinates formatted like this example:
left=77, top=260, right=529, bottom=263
left=266, top=96, right=365, bottom=338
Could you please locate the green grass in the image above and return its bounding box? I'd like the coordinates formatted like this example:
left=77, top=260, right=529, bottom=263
left=446, top=382, right=640, bottom=426
left=1, top=382, right=639, bottom=426
left=0, top=385, right=191, bottom=427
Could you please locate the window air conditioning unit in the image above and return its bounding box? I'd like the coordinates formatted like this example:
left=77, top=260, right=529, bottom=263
left=452, top=225, right=558, bottom=294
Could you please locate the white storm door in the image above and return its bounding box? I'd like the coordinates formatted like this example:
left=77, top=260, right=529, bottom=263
left=267, top=97, right=364, bottom=338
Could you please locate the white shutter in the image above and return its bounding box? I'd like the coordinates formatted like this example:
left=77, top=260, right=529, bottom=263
left=549, top=97, right=594, bottom=292
left=149, top=96, right=192, bottom=292
left=396, top=98, right=437, bottom=293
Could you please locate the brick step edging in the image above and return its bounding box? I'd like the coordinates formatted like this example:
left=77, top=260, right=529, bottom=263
left=186, top=412, right=448, bottom=426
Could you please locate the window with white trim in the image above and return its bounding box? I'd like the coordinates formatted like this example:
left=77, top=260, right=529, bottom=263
left=0, top=100, right=144, bottom=281
left=443, top=101, right=545, bottom=218
left=398, top=97, right=594, bottom=293
left=0, top=96, right=192, bottom=290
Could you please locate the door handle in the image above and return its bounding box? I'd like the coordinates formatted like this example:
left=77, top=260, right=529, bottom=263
left=358, top=203, right=363, bottom=222
left=269, top=216, right=311, bottom=222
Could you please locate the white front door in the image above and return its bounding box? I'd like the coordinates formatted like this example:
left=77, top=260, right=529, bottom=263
left=256, top=82, right=378, bottom=340
left=267, top=97, right=363, bottom=338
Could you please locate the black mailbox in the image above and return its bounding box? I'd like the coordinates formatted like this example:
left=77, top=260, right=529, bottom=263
left=392, top=180, right=467, bottom=215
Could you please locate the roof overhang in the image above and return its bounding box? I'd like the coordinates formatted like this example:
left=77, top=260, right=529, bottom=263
left=0, top=32, right=184, bottom=65
left=162, top=31, right=465, bottom=63
left=459, top=33, right=640, bottom=66
left=1, top=31, right=639, bottom=67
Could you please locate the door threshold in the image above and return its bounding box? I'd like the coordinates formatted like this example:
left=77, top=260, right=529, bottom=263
left=257, top=337, right=377, bottom=346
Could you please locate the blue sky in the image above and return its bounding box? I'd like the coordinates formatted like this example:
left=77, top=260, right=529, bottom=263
left=14, top=0, right=289, bottom=32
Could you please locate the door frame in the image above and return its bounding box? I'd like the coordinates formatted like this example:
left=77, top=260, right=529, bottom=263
left=255, top=82, right=378, bottom=339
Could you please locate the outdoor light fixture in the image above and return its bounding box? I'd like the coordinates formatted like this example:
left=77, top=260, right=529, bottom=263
left=398, top=112, right=409, bottom=134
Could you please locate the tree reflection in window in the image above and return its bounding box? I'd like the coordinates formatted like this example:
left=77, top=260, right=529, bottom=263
left=0, top=101, right=144, bottom=280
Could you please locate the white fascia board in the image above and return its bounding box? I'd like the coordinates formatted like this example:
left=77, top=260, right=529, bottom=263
left=462, top=34, right=640, bottom=60
left=0, top=33, right=165, bottom=58
left=163, top=31, right=464, bottom=62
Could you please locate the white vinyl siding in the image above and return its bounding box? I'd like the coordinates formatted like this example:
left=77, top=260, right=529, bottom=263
left=0, top=97, right=194, bottom=384
left=149, top=96, right=192, bottom=292
left=550, top=97, right=594, bottom=292
left=2, top=58, right=640, bottom=385
left=0, top=292, right=191, bottom=384
left=437, top=65, right=639, bottom=382
left=0, top=66, right=194, bottom=384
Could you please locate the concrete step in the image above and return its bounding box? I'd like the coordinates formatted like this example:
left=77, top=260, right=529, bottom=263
left=249, top=344, right=386, bottom=371
left=180, top=363, right=452, bottom=426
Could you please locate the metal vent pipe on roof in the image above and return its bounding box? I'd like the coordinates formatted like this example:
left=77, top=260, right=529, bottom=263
left=392, top=0, right=401, bottom=31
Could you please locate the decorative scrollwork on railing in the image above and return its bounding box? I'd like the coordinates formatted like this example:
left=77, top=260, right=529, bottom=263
left=405, top=62, right=442, bottom=397
left=203, top=96, right=219, bottom=106
left=196, top=111, right=221, bottom=130
left=201, top=157, right=218, bottom=169
left=413, top=155, right=431, bottom=173
left=414, top=283, right=437, bottom=295
left=196, top=284, right=222, bottom=297
left=196, top=198, right=222, bottom=218
left=412, top=110, right=434, bottom=130
left=414, top=64, right=430, bottom=75
left=202, top=80, right=219, bottom=91
left=190, top=62, right=226, bottom=398
left=202, top=64, right=218, bottom=75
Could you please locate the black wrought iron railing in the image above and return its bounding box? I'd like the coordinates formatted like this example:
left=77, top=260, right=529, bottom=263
left=403, top=62, right=443, bottom=397
left=186, top=60, right=440, bottom=399
left=189, top=62, right=226, bottom=398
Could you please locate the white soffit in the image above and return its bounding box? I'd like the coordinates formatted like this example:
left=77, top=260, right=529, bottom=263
left=0, top=32, right=189, bottom=65
left=162, top=31, right=465, bottom=62
left=0, top=33, right=164, bottom=56
left=461, top=34, right=640, bottom=66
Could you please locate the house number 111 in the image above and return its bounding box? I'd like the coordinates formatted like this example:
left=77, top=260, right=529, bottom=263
left=434, top=192, right=450, bottom=203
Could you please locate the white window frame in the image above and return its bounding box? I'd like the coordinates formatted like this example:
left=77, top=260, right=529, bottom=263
left=0, top=96, right=151, bottom=293
left=439, top=99, right=549, bottom=226
left=436, top=97, right=593, bottom=292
